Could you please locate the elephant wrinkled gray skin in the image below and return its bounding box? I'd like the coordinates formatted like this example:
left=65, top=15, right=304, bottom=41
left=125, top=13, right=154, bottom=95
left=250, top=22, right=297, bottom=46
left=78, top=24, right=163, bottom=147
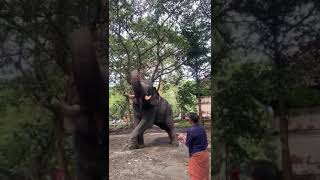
left=126, top=70, right=179, bottom=150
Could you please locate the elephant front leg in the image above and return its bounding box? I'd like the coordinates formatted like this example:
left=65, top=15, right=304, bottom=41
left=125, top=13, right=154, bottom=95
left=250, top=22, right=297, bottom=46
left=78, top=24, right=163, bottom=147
left=128, top=105, right=141, bottom=149
left=169, top=128, right=179, bottom=146
left=132, top=103, right=142, bottom=128
left=128, top=119, right=152, bottom=150
left=128, top=110, right=155, bottom=150
left=137, top=132, right=145, bottom=148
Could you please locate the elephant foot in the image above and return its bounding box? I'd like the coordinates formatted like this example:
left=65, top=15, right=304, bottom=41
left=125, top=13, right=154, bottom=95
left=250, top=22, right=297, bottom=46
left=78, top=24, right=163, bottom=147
left=128, top=145, right=138, bottom=150
left=128, top=144, right=145, bottom=150
left=123, top=142, right=145, bottom=150
left=122, top=143, right=137, bottom=151
left=170, top=140, right=179, bottom=147
left=128, top=143, right=139, bottom=150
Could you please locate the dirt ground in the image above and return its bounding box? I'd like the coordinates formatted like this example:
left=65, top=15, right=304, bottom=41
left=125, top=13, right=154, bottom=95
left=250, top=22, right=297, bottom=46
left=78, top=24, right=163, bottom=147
left=109, top=125, right=211, bottom=180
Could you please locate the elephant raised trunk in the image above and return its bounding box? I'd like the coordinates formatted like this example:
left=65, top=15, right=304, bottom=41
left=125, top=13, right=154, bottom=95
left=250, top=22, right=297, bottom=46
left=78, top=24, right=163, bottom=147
left=130, top=70, right=144, bottom=99
left=130, top=70, right=154, bottom=103
left=130, top=70, right=143, bottom=112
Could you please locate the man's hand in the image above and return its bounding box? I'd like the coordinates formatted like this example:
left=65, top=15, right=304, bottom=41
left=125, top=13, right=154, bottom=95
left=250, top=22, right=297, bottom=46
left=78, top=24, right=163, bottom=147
left=176, top=133, right=186, bottom=144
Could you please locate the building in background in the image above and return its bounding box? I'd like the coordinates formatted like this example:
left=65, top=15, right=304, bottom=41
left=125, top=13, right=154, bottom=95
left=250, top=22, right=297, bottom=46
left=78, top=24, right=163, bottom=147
left=197, top=96, right=211, bottom=120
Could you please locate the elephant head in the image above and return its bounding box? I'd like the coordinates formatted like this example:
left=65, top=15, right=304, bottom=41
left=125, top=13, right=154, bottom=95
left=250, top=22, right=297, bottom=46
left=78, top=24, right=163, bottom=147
left=129, top=70, right=159, bottom=106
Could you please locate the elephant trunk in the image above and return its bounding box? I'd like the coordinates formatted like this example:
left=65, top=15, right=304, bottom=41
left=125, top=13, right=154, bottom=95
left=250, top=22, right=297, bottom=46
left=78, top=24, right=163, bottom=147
left=130, top=70, right=153, bottom=102
left=130, top=70, right=144, bottom=99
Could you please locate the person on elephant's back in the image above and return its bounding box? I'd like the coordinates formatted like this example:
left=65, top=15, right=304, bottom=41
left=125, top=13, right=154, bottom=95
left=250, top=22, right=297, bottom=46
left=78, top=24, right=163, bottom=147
left=177, top=112, right=209, bottom=180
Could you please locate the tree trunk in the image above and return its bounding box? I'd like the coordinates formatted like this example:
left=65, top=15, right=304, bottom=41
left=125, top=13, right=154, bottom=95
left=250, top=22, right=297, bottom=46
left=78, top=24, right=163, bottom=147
left=55, top=111, right=72, bottom=180
left=54, top=0, right=72, bottom=178
left=127, top=96, right=134, bottom=128
left=157, top=75, right=162, bottom=91
left=124, top=93, right=134, bottom=128
left=274, top=55, right=293, bottom=180
left=278, top=97, right=293, bottom=180
left=279, top=115, right=292, bottom=180
left=197, top=96, right=204, bottom=126
left=55, top=78, right=74, bottom=180
left=275, top=70, right=293, bottom=180
left=272, top=17, right=293, bottom=180
left=225, top=144, right=229, bottom=180
left=196, top=77, right=204, bottom=126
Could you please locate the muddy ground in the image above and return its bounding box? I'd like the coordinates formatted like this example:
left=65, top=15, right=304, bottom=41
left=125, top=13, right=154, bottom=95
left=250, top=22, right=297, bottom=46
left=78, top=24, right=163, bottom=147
left=109, top=125, right=211, bottom=180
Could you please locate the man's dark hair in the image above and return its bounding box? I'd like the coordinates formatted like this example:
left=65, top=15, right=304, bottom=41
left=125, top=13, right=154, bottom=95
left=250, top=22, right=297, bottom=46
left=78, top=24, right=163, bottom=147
left=186, top=112, right=199, bottom=123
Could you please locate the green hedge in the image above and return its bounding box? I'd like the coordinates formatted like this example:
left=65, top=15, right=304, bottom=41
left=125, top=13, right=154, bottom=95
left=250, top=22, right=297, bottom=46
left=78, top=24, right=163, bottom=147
left=287, top=86, right=320, bottom=108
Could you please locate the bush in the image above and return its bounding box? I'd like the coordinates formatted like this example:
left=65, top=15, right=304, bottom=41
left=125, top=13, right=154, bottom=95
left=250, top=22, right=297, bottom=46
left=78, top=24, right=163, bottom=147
left=109, top=90, right=128, bottom=119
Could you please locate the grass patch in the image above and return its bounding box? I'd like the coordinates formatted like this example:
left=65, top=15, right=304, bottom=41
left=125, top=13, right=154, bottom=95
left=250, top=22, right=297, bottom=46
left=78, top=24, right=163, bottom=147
left=177, top=120, right=192, bottom=128
left=109, top=122, right=130, bottom=130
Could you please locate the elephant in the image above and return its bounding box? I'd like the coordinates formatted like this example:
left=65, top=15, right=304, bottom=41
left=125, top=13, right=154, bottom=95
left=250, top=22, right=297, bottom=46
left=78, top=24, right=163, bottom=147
left=126, top=70, right=179, bottom=150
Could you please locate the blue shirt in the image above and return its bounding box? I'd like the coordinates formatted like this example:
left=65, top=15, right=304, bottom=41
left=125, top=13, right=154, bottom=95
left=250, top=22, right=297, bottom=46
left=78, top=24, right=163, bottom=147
left=186, top=124, right=208, bottom=157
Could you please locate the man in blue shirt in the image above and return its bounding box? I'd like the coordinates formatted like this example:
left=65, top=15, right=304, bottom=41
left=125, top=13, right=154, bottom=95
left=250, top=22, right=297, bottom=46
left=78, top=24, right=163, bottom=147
left=185, top=113, right=208, bottom=157
left=177, top=112, right=209, bottom=180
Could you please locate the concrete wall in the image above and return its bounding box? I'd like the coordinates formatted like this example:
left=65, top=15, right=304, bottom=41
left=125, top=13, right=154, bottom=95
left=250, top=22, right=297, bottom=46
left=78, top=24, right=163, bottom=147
left=272, top=107, right=320, bottom=176
left=273, top=107, right=320, bottom=131
left=273, top=132, right=320, bottom=175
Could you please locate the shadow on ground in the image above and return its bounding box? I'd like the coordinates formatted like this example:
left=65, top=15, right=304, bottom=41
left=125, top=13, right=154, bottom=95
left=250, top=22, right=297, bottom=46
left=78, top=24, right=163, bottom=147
left=146, top=136, right=172, bottom=147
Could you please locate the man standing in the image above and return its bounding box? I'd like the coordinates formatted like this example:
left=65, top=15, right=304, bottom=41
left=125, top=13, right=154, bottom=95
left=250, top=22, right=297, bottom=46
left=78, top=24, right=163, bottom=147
left=177, top=112, right=209, bottom=180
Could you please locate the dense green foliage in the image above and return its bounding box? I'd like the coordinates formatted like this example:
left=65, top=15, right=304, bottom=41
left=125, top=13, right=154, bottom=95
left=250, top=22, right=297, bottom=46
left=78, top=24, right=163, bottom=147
left=0, top=85, right=75, bottom=179
left=286, top=87, right=320, bottom=108
left=176, top=81, right=197, bottom=113
left=176, top=80, right=210, bottom=113
left=109, top=89, right=127, bottom=119
left=160, top=85, right=180, bottom=116
left=213, top=62, right=275, bottom=162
